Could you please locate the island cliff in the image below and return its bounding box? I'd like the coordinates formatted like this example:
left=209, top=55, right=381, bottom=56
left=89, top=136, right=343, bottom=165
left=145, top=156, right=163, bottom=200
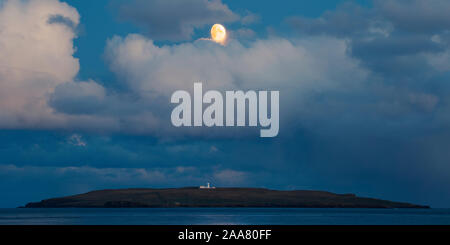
left=24, top=187, right=429, bottom=208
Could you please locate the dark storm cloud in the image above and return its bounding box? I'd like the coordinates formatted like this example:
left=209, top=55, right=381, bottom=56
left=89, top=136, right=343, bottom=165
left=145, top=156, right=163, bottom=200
left=377, top=0, right=450, bottom=33
left=116, top=0, right=239, bottom=41
left=289, top=0, right=450, bottom=80
left=290, top=0, right=450, bottom=36
left=287, top=3, right=372, bottom=37
left=283, top=0, right=450, bottom=207
left=352, top=35, right=444, bottom=58
left=350, top=34, right=445, bottom=77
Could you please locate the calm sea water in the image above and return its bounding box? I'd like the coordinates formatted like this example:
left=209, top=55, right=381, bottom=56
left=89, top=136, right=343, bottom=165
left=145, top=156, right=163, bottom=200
left=0, top=208, right=449, bottom=225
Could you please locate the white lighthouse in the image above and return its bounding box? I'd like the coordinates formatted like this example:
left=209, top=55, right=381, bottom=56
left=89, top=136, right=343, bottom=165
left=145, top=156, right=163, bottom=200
left=199, top=182, right=216, bottom=189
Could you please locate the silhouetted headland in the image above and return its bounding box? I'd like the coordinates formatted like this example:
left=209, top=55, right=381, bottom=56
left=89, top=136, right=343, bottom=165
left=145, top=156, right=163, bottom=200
left=23, top=187, right=430, bottom=208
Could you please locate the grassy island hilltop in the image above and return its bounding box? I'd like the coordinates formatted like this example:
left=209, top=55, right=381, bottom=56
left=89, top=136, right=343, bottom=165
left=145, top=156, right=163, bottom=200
left=24, top=187, right=429, bottom=209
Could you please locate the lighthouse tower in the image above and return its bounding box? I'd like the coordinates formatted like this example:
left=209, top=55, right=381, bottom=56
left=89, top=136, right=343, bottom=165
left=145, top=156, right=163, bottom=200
left=199, top=182, right=216, bottom=189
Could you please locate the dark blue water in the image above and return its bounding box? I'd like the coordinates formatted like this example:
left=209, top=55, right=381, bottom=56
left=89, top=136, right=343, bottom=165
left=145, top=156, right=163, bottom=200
left=0, top=208, right=450, bottom=225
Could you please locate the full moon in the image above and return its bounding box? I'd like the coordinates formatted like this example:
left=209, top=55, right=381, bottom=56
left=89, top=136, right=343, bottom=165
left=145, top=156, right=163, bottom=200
left=211, top=24, right=227, bottom=44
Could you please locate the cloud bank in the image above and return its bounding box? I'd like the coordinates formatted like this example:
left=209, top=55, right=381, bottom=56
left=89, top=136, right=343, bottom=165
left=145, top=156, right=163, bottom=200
left=0, top=0, right=368, bottom=137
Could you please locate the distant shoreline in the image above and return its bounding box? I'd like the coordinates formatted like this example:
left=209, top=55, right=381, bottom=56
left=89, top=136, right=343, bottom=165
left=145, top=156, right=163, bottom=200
left=23, top=187, right=430, bottom=209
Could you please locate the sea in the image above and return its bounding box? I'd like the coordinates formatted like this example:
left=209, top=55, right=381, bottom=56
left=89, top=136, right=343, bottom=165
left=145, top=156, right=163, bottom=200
left=1, top=208, right=450, bottom=225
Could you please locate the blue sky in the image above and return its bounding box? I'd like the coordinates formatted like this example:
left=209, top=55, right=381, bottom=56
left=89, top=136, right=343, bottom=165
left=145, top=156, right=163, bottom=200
left=1, top=0, right=450, bottom=208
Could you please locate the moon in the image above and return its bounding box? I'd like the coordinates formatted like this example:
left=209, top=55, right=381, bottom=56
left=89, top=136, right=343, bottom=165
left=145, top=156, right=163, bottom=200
left=211, top=24, right=227, bottom=44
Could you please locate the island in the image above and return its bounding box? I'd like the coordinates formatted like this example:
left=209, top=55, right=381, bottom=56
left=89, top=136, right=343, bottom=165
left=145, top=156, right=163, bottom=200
left=23, top=187, right=430, bottom=208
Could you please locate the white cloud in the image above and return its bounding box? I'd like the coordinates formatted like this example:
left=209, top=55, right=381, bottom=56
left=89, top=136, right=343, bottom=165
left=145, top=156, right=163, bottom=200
left=106, top=34, right=366, bottom=95
left=0, top=0, right=78, bottom=128
left=0, top=0, right=128, bottom=133
left=68, top=134, right=87, bottom=147
left=0, top=0, right=371, bottom=137
left=104, top=34, right=367, bottom=133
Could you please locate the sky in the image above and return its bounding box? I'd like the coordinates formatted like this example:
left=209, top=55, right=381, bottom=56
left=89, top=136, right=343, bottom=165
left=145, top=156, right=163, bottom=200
left=1, top=0, right=450, bottom=208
